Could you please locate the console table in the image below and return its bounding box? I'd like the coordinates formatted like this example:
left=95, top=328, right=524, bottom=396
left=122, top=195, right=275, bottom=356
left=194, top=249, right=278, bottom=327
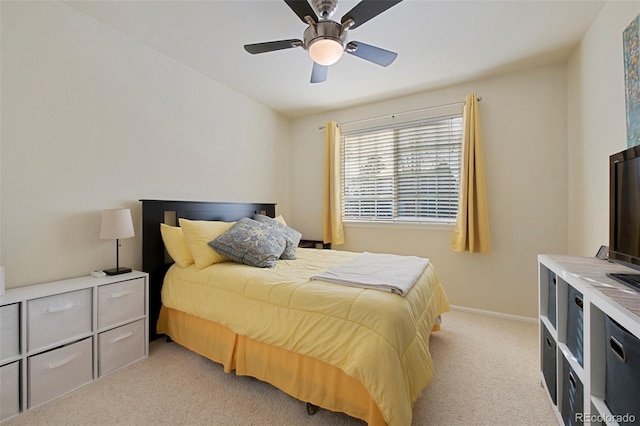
left=0, top=271, right=148, bottom=422
left=538, top=255, right=640, bottom=425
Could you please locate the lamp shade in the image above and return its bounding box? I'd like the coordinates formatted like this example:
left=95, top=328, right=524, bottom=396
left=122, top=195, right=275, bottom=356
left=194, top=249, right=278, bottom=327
left=100, top=208, right=134, bottom=240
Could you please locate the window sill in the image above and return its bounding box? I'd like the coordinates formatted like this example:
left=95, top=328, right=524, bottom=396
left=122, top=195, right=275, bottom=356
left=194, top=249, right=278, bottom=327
left=343, top=220, right=454, bottom=231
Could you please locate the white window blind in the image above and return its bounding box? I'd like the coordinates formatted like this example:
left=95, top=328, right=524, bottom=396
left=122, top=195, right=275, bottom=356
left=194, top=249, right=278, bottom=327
left=342, top=114, right=463, bottom=223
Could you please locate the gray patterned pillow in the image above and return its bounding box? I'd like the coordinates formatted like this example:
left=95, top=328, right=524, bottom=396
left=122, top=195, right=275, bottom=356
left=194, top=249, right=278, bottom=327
left=208, top=217, right=286, bottom=268
left=253, top=214, right=302, bottom=260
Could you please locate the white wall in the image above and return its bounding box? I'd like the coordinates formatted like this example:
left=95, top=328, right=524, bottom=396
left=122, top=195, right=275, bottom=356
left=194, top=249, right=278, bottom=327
left=0, top=0, right=3, bottom=267
left=290, top=64, right=569, bottom=318
left=567, top=1, right=640, bottom=256
left=1, top=1, right=291, bottom=288
left=4, top=0, right=635, bottom=319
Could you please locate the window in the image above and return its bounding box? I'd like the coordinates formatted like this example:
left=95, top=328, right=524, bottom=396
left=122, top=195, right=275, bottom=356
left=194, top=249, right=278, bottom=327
left=341, top=115, right=463, bottom=224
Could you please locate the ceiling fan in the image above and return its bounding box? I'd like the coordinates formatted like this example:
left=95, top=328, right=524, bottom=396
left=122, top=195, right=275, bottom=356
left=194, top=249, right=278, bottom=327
left=244, top=0, right=403, bottom=83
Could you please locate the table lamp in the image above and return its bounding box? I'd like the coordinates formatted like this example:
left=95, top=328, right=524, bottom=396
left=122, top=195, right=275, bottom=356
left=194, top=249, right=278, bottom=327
left=100, top=208, right=134, bottom=275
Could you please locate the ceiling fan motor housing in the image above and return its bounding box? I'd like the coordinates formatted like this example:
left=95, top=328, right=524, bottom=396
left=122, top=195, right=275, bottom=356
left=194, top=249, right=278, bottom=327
left=303, top=21, right=347, bottom=50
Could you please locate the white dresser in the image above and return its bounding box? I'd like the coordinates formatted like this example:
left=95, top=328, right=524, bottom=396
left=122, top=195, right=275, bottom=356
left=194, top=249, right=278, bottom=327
left=538, top=255, right=640, bottom=425
left=0, top=271, right=148, bottom=422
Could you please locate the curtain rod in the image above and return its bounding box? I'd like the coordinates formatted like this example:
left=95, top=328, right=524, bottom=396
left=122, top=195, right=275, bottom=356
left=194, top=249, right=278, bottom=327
left=318, top=96, right=482, bottom=130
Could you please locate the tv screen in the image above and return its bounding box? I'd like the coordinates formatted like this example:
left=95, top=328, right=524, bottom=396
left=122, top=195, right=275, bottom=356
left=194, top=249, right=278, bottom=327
left=609, top=145, right=640, bottom=272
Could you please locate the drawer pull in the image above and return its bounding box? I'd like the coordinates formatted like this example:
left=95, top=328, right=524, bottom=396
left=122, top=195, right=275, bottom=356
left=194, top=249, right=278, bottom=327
left=609, top=335, right=626, bottom=362
left=111, top=331, right=135, bottom=344
left=47, top=351, right=82, bottom=370
left=574, top=295, right=583, bottom=311
left=108, top=290, right=136, bottom=299
left=545, top=336, right=552, bottom=349
left=568, top=371, right=576, bottom=389
left=42, top=302, right=76, bottom=314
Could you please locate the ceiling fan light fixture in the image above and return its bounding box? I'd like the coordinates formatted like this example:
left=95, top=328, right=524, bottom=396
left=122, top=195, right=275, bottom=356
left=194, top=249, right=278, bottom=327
left=308, top=37, right=344, bottom=66
left=245, top=0, right=402, bottom=83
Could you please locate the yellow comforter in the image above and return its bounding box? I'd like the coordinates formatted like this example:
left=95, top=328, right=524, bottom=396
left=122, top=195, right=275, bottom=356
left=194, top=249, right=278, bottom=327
left=161, top=248, right=450, bottom=425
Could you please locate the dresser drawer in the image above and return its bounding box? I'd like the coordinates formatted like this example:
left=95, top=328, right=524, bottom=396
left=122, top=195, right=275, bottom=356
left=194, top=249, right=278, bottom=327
left=0, top=361, right=20, bottom=421
left=27, top=288, right=92, bottom=352
left=98, top=319, right=145, bottom=376
left=98, top=278, right=145, bottom=330
left=28, top=337, right=93, bottom=408
left=1, top=303, right=20, bottom=362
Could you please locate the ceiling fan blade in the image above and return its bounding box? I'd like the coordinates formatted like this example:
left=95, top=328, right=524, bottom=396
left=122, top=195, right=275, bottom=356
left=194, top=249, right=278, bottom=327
left=284, top=0, right=317, bottom=24
left=244, top=39, right=303, bottom=54
left=341, top=0, right=402, bottom=30
left=310, top=62, right=328, bottom=83
left=346, top=41, right=397, bottom=66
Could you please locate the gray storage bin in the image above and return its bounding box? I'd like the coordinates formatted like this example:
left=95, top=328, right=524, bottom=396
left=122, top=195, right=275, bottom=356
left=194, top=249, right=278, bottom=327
left=547, top=270, right=557, bottom=328
left=27, top=288, right=92, bottom=352
left=28, top=337, right=93, bottom=408
left=0, top=303, right=20, bottom=362
left=561, top=356, right=584, bottom=426
left=0, top=361, right=20, bottom=421
left=541, top=322, right=557, bottom=405
left=566, top=285, right=583, bottom=366
left=605, top=316, right=640, bottom=425
left=98, top=319, right=145, bottom=377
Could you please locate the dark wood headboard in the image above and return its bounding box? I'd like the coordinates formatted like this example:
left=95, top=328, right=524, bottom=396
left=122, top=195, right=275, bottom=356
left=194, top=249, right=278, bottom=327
left=139, top=199, right=276, bottom=340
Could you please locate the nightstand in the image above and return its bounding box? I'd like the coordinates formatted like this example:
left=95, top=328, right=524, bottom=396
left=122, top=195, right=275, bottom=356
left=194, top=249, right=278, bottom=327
left=298, top=240, right=331, bottom=250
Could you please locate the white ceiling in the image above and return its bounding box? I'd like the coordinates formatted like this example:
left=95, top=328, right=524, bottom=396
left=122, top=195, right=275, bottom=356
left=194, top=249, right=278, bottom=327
left=64, top=0, right=606, bottom=118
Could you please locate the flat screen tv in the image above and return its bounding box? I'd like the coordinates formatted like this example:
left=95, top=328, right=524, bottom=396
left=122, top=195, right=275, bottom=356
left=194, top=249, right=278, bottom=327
left=608, top=145, right=640, bottom=290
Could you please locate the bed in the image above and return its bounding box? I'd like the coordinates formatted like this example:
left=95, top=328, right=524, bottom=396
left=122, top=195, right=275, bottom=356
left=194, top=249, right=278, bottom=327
left=140, top=199, right=450, bottom=426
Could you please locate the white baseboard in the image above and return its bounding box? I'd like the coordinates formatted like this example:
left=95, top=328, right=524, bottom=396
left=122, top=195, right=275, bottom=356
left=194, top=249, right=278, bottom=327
left=450, top=304, right=537, bottom=324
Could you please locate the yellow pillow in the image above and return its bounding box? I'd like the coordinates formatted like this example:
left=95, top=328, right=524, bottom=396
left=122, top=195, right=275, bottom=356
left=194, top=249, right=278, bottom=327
left=275, top=215, right=287, bottom=226
left=160, top=224, right=194, bottom=268
left=178, top=218, right=234, bottom=268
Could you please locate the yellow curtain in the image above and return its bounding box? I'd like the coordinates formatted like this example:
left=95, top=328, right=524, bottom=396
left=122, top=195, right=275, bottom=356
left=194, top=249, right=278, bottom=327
left=323, top=121, right=345, bottom=245
left=451, top=93, right=491, bottom=254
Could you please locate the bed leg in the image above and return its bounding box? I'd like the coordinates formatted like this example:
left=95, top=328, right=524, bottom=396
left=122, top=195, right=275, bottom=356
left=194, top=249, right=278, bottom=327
left=166, top=335, right=173, bottom=343
left=306, top=403, right=318, bottom=415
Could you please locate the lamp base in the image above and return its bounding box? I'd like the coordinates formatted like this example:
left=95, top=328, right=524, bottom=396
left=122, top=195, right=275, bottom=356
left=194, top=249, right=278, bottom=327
left=104, top=267, right=132, bottom=276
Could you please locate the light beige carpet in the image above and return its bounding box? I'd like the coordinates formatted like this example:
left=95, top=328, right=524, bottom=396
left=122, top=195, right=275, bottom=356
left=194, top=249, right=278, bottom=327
left=5, top=309, right=558, bottom=425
